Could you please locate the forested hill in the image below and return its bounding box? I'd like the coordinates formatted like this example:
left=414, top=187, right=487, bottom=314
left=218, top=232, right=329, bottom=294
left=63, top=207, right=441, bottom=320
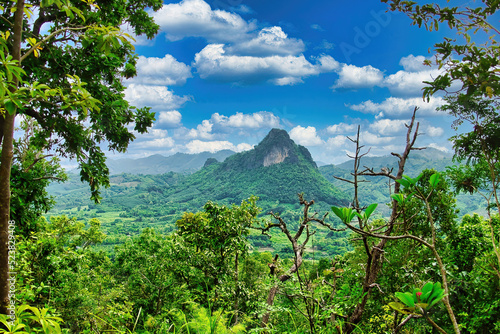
left=48, top=129, right=349, bottom=236
left=319, top=148, right=486, bottom=215
left=165, top=128, right=347, bottom=206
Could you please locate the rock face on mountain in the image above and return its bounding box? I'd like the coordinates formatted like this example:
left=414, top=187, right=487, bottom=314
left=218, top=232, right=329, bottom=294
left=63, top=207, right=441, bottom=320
left=222, top=128, right=317, bottom=170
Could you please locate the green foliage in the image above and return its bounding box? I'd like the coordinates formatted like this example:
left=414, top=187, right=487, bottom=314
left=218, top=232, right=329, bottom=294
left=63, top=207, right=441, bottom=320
left=388, top=282, right=446, bottom=315
left=0, top=305, right=63, bottom=334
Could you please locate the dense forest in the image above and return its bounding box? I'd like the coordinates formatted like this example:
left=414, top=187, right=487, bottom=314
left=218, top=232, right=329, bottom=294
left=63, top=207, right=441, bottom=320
left=1, top=0, right=500, bottom=333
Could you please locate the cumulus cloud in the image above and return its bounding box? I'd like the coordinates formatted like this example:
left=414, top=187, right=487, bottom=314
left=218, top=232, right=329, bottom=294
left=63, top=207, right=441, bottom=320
left=153, top=0, right=256, bottom=43
left=289, top=126, right=324, bottom=146
left=382, top=68, right=442, bottom=96
left=186, top=140, right=252, bottom=153
left=227, top=26, right=305, bottom=56
left=423, top=125, right=444, bottom=137
left=212, top=111, right=281, bottom=129
left=369, top=119, right=408, bottom=135
left=326, top=135, right=349, bottom=148
left=326, top=122, right=357, bottom=135
left=124, top=84, right=191, bottom=109
left=157, top=110, right=182, bottom=127
left=186, top=120, right=214, bottom=140
left=347, top=96, right=445, bottom=118
left=193, top=44, right=337, bottom=85
left=126, top=55, right=192, bottom=86
left=359, top=131, right=395, bottom=145
left=399, top=54, right=429, bottom=72
left=332, top=64, right=384, bottom=90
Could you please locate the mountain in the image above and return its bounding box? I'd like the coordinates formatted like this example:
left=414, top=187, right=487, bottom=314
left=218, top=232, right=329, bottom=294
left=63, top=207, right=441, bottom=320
left=163, top=129, right=347, bottom=206
left=334, top=148, right=453, bottom=172
left=49, top=129, right=349, bottom=230
left=318, top=148, right=485, bottom=216
left=105, top=150, right=235, bottom=175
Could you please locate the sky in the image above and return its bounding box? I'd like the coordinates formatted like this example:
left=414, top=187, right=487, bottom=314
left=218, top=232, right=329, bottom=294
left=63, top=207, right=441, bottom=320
left=110, top=0, right=478, bottom=165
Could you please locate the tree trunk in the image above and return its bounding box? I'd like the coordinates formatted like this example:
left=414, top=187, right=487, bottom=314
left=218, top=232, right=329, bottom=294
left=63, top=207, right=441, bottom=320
left=0, top=0, right=24, bottom=315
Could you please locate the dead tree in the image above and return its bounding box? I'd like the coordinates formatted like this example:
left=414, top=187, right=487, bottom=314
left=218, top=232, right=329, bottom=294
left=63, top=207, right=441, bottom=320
left=324, top=108, right=424, bottom=333
left=258, top=194, right=330, bottom=330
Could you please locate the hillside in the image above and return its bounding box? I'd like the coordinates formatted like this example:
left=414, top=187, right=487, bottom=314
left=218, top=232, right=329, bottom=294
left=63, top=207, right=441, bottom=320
left=319, top=148, right=486, bottom=215
left=48, top=129, right=351, bottom=255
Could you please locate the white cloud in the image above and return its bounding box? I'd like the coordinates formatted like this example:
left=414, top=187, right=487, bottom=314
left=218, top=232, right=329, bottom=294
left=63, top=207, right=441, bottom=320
left=326, top=135, right=349, bottom=148
left=332, top=64, right=384, bottom=90
left=289, top=126, right=324, bottom=146
left=428, top=143, right=449, bottom=152
left=369, top=119, right=408, bottom=135
left=383, top=68, right=442, bottom=96
left=227, top=26, right=305, bottom=56
left=423, top=125, right=444, bottom=137
left=124, top=84, right=191, bottom=108
left=157, top=110, right=182, bottom=127
left=212, top=111, right=281, bottom=129
left=326, top=122, right=357, bottom=135
left=127, top=55, right=192, bottom=86
left=186, top=120, right=214, bottom=140
left=154, top=0, right=256, bottom=43
left=193, top=44, right=337, bottom=85
left=399, top=54, right=428, bottom=72
left=311, top=24, right=325, bottom=31
left=348, top=96, right=445, bottom=118
left=185, top=139, right=251, bottom=153
left=359, top=131, right=395, bottom=145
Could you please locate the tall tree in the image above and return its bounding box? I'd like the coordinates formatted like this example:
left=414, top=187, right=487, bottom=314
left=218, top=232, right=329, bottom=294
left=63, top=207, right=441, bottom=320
left=0, top=0, right=162, bottom=314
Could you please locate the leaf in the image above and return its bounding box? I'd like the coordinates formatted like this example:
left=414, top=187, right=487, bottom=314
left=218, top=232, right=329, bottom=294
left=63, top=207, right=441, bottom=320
left=331, top=206, right=343, bottom=220
left=429, top=173, right=441, bottom=187
left=391, top=193, right=405, bottom=204
left=421, top=282, right=434, bottom=302
left=396, top=178, right=411, bottom=188
left=4, top=100, right=16, bottom=114
left=364, top=203, right=378, bottom=219
left=395, top=291, right=415, bottom=308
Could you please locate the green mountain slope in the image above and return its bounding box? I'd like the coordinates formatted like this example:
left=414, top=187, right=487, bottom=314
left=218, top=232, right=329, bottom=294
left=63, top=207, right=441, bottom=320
left=319, top=148, right=486, bottom=215
left=164, top=129, right=348, bottom=206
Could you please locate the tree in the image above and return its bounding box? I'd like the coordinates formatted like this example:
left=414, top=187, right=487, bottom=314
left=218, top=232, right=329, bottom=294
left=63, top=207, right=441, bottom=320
left=176, top=197, right=260, bottom=322
left=11, top=118, right=67, bottom=238
left=382, top=0, right=500, bottom=289
left=0, top=0, right=162, bottom=314
left=382, top=0, right=500, bottom=99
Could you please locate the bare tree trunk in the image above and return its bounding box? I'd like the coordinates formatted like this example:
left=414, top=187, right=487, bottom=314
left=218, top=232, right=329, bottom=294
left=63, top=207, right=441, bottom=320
left=344, top=109, right=421, bottom=333
left=0, top=0, right=24, bottom=315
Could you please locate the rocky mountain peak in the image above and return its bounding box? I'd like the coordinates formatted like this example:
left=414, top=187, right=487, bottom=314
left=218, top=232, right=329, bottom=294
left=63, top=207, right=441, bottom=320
left=221, top=128, right=316, bottom=170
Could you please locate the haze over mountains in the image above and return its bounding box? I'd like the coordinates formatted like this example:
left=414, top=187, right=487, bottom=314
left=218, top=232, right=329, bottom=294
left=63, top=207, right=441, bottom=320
left=106, top=150, right=235, bottom=175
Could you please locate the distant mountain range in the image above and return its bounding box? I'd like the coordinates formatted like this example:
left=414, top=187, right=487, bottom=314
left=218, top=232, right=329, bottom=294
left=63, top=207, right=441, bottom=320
left=106, top=150, right=235, bottom=175
left=47, top=129, right=485, bottom=254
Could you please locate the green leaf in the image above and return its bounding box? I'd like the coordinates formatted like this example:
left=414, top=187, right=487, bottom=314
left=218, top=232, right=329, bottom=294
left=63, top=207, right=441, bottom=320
left=364, top=203, right=377, bottom=219
left=4, top=100, right=16, bottom=114
left=429, top=172, right=441, bottom=187
left=395, top=291, right=415, bottom=308
left=396, top=178, right=411, bottom=188
left=391, top=193, right=405, bottom=204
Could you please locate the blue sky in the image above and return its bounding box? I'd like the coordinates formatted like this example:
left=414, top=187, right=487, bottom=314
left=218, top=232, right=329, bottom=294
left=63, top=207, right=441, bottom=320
left=113, top=0, right=475, bottom=164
